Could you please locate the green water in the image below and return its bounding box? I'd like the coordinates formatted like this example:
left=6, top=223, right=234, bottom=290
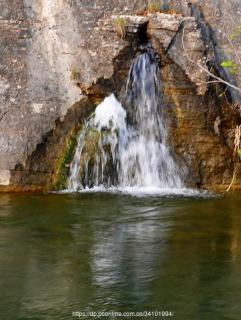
left=0, top=192, right=241, bottom=320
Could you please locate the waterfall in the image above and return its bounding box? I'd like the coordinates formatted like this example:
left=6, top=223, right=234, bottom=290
left=68, top=47, right=184, bottom=192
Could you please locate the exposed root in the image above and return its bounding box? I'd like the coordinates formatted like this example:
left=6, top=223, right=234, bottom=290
left=226, top=165, right=237, bottom=192
left=226, top=124, right=241, bottom=192
left=233, top=124, right=241, bottom=156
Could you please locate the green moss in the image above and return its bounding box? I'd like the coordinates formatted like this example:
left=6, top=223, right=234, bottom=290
left=84, top=130, right=101, bottom=155
left=70, top=67, right=81, bottom=81
left=52, top=133, right=77, bottom=191
left=77, top=129, right=102, bottom=184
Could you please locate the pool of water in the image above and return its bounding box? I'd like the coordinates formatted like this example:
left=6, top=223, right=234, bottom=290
left=0, top=192, right=241, bottom=319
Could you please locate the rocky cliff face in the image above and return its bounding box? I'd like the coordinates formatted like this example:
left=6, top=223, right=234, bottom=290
left=0, top=0, right=240, bottom=192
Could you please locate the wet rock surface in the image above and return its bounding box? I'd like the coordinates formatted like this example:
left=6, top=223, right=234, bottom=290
left=148, top=13, right=208, bottom=95
left=0, top=0, right=241, bottom=192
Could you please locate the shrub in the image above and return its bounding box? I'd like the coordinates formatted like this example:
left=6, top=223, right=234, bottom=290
left=114, top=17, right=127, bottom=39
left=220, top=60, right=239, bottom=75
left=147, top=2, right=161, bottom=13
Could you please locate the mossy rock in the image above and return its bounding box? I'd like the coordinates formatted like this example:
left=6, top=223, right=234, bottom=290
left=52, top=133, right=78, bottom=191
left=78, top=127, right=118, bottom=187
left=83, top=129, right=101, bottom=155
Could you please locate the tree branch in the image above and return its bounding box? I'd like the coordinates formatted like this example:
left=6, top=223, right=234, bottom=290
left=181, top=25, right=241, bottom=94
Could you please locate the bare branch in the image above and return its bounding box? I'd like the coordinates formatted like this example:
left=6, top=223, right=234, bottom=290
left=181, top=25, right=241, bottom=94
left=196, top=62, right=241, bottom=94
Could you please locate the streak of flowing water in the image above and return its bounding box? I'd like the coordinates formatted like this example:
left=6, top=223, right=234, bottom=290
left=68, top=47, right=184, bottom=191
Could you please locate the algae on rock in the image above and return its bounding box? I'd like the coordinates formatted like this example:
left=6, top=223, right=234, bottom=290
left=52, top=132, right=78, bottom=191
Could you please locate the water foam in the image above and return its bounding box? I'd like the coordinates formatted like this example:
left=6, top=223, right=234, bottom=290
left=94, top=94, right=127, bottom=132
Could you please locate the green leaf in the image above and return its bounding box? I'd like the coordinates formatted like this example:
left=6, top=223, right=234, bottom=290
left=230, top=33, right=238, bottom=40
left=230, top=68, right=238, bottom=75
left=230, top=26, right=241, bottom=40
left=220, top=61, right=239, bottom=75
left=221, top=60, right=235, bottom=68
left=218, top=92, right=225, bottom=98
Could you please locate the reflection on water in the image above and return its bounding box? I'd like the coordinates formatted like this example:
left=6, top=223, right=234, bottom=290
left=90, top=205, right=169, bottom=301
left=0, top=193, right=241, bottom=319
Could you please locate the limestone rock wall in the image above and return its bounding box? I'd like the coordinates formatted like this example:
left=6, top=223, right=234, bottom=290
left=0, top=0, right=146, bottom=188
left=0, top=0, right=241, bottom=191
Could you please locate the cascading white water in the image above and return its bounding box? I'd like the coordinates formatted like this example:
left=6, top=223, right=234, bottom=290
left=68, top=48, right=184, bottom=191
